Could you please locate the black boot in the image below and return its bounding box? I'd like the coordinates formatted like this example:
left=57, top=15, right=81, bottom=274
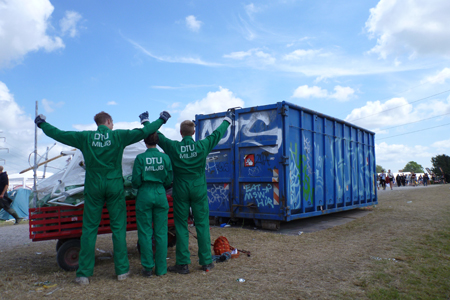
left=6, top=208, right=22, bottom=224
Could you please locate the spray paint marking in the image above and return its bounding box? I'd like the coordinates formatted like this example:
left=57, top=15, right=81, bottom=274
left=243, top=183, right=274, bottom=208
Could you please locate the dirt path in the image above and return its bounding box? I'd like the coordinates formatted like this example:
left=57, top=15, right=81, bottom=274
left=0, top=184, right=448, bottom=299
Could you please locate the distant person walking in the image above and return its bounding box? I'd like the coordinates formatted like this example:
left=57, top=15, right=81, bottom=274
left=380, top=172, right=386, bottom=190
left=411, top=172, right=417, bottom=187
left=387, top=170, right=394, bottom=190
left=0, top=166, right=23, bottom=224
left=423, top=173, right=429, bottom=186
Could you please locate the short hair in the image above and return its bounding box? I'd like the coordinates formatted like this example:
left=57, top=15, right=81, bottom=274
left=0, top=166, right=3, bottom=172
left=144, top=132, right=159, bottom=146
left=94, top=112, right=112, bottom=126
left=180, top=120, right=195, bottom=137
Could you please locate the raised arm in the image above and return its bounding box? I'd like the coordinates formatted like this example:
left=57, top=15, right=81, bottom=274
left=199, top=110, right=233, bottom=153
left=36, top=115, right=83, bottom=149
left=122, top=111, right=171, bottom=146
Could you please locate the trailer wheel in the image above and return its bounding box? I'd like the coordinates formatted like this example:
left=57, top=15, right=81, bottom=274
left=167, top=232, right=176, bottom=247
left=261, top=220, right=280, bottom=231
left=56, top=239, right=68, bottom=252
left=57, top=239, right=80, bottom=271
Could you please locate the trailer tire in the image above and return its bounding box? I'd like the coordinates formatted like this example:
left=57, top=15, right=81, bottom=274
left=57, top=239, right=80, bottom=271
left=261, top=220, right=280, bottom=231
left=56, top=239, right=68, bottom=252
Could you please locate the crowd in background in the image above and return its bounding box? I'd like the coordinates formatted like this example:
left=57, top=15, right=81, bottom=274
left=376, top=170, right=434, bottom=190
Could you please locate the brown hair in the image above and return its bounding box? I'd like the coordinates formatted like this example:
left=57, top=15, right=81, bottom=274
left=94, top=111, right=112, bottom=126
left=180, top=120, right=195, bottom=137
left=144, top=132, right=159, bottom=146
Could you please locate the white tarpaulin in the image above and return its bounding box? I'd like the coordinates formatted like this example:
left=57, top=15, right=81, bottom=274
left=33, top=141, right=147, bottom=207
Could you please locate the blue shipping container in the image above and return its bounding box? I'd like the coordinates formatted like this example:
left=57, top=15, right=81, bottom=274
left=195, top=101, right=377, bottom=229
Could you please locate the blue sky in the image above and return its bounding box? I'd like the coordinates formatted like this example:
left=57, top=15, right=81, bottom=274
left=1, top=0, right=450, bottom=176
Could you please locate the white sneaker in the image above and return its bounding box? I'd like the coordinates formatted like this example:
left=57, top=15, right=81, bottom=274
left=117, top=271, right=130, bottom=281
left=74, top=277, right=89, bottom=285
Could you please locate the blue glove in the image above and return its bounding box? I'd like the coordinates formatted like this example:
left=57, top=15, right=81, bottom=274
left=139, top=111, right=149, bottom=124
left=159, top=111, right=171, bottom=124
left=224, top=109, right=234, bottom=124
left=34, top=114, right=47, bottom=128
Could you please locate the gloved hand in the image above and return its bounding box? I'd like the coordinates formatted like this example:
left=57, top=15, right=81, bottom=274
left=159, top=111, right=171, bottom=124
left=224, top=109, right=234, bottom=124
left=35, top=114, right=47, bottom=128
left=139, top=111, right=149, bottom=124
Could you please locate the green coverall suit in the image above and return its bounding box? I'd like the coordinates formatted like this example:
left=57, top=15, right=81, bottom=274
left=132, top=148, right=173, bottom=275
left=39, top=119, right=164, bottom=277
left=157, top=120, right=230, bottom=266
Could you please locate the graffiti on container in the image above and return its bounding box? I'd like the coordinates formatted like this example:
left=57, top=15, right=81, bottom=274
left=200, top=119, right=232, bottom=145
left=303, top=136, right=312, bottom=176
left=239, top=111, right=282, bottom=154
left=289, top=144, right=301, bottom=209
left=243, top=183, right=274, bottom=208
left=289, top=142, right=314, bottom=209
left=314, top=141, right=324, bottom=202
left=248, top=165, right=262, bottom=177
left=206, top=154, right=230, bottom=174
left=255, top=153, right=271, bottom=166
left=208, top=184, right=229, bottom=209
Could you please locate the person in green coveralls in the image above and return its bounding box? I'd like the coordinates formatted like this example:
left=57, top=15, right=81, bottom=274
left=157, top=110, right=234, bottom=274
left=132, top=132, right=173, bottom=277
left=34, top=110, right=171, bottom=285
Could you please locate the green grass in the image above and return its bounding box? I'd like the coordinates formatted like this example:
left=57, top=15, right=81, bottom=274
left=365, top=219, right=450, bottom=300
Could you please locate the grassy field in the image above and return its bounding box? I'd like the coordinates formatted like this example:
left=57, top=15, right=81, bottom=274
left=0, top=185, right=449, bottom=299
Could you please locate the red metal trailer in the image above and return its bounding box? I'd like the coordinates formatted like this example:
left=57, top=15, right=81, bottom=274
left=29, top=195, right=175, bottom=271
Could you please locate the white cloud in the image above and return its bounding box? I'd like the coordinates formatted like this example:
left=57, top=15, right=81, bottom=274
left=0, top=81, right=46, bottom=173
left=330, top=85, right=355, bottom=101
left=178, top=87, right=244, bottom=122
left=345, top=95, right=450, bottom=131
left=185, top=15, right=202, bottom=32
left=431, top=138, right=450, bottom=150
left=291, top=85, right=355, bottom=101
left=366, top=0, right=450, bottom=59
left=244, top=3, right=263, bottom=19
left=283, top=49, right=322, bottom=60
left=42, top=98, right=64, bottom=113
left=376, top=142, right=433, bottom=171
left=0, top=0, right=64, bottom=67
left=107, top=101, right=118, bottom=106
left=171, top=102, right=181, bottom=108
left=292, top=85, right=328, bottom=99
left=345, top=97, right=414, bottom=129
left=127, top=38, right=220, bottom=67
left=223, top=48, right=275, bottom=65
left=223, top=50, right=253, bottom=60
left=422, top=68, right=450, bottom=84
left=60, top=11, right=82, bottom=37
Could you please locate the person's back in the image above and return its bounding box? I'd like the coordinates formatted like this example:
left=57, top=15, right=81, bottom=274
left=35, top=110, right=171, bottom=284
left=132, top=132, right=173, bottom=277
left=157, top=112, right=233, bottom=274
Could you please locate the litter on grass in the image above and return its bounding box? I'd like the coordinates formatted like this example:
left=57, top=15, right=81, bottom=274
left=370, top=256, right=398, bottom=262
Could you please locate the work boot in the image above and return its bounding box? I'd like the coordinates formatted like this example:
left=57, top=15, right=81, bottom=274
left=168, top=264, right=189, bottom=274
left=117, top=271, right=130, bottom=281
left=142, top=269, right=153, bottom=278
left=74, top=277, right=89, bottom=285
left=202, top=262, right=215, bottom=272
left=6, top=208, right=21, bottom=224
